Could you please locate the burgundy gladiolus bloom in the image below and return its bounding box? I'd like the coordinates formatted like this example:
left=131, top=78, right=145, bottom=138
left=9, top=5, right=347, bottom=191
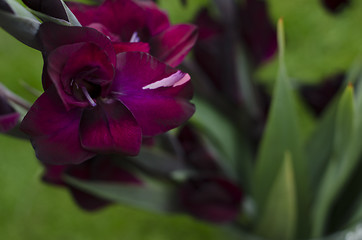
left=180, top=177, right=243, bottom=223
left=43, top=155, right=142, bottom=211
left=20, top=23, right=195, bottom=165
left=178, top=125, right=221, bottom=174
left=67, top=0, right=198, bottom=67
left=0, top=96, right=20, bottom=133
left=239, top=0, right=277, bottom=65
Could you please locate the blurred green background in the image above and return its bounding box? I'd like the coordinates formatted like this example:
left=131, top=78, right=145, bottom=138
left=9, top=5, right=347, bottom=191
left=1, top=0, right=362, bottom=239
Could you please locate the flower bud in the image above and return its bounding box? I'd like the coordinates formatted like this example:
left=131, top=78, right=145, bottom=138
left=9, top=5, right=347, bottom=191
left=0, top=0, right=41, bottom=49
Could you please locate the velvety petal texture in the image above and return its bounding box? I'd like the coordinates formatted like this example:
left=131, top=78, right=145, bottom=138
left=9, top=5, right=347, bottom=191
left=39, top=23, right=116, bottom=90
left=23, top=22, right=195, bottom=165
left=80, top=100, right=142, bottom=155
left=111, top=52, right=194, bottom=136
left=68, top=0, right=148, bottom=41
left=149, top=24, right=198, bottom=67
left=68, top=0, right=196, bottom=66
left=20, top=87, right=95, bottom=164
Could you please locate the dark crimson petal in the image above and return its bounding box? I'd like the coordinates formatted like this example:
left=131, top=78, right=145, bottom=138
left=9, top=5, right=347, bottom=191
left=180, top=177, right=243, bottom=223
left=69, top=187, right=111, bottom=211
left=150, top=24, right=198, bottom=67
left=39, top=22, right=116, bottom=66
left=111, top=52, right=194, bottom=136
left=79, top=100, right=142, bottom=156
left=46, top=42, right=114, bottom=109
left=0, top=96, right=20, bottom=132
left=22, top=0, right=68, bottom=21
left=87, top=23, right=121, bottom=42
left=0, top=112, right=20, bottom=133
left=68, top=0, right=147, bottom=41
left=20, top=86, right=95, bottom=164
left=113, top=42, right=150, bottom=54
left=178, top=125, right=221, bottom=173
left=135, top=0, right=170, bottom=36
left=239, top=0, right=277, bottom=64
left=42, top=165, right=67, bottom=185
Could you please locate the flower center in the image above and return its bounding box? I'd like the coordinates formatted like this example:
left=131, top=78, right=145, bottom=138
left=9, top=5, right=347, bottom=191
left=71, top=78, right=101, bottom=107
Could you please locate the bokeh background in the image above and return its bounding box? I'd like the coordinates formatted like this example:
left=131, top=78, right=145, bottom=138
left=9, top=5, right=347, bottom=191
left=1, top=0, right=362, bottom=239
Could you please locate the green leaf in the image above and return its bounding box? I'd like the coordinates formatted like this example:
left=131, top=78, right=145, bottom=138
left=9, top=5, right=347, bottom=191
left=256, top=0, right=362, bottom=85
left=5, top=0, right=38, bottom=20
left=128, top=147, right=194, bottom=182
left=305, top=101, right=337, bottom=193
left=333, top=83, right=355, bottom=159
left=64, top=175, right=178, bottom=213
left=60, top=0, right=81, bottom=26
left=305, top=60, right=362, bottom=195
left=190, top=97, right=253, bottom=188
left=158, top=0, right=209, bottom=23
left=312, top=84, right=356, bottom=236
left=255, top=152, right=297, bottom=240
left=253, top=19, right=309, bottom=235
left=0, top=7, right=41, bottom=50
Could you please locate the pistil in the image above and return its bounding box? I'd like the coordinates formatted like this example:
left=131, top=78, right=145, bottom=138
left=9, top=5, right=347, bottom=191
left=81, top=86, right=97, bottom=107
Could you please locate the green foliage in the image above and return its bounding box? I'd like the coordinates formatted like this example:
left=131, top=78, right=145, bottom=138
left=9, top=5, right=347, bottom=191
left=253, top=20, right=309, bottom=238
left=0, top=134, right=222, bottom=240
left=64, top=176, right=178, bottom=213
left=257, top=0, right=362, bottom=84
left=255, top=152, right=297, bottom=240
left=158, top=0, right=209, bottom=23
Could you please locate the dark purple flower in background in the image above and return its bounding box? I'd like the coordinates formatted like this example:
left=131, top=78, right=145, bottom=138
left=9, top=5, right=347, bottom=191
left=239, top=0, right=277, bottom=65
left=193, top=0, right=276, bottom=105
left=179, top=177, right=243, bottom=223
left=67, top=0, right=198, bottom=67
left=177, top=125, right=221, bottom=174
left=300, top=73, right=344, bottom=116
left=43, top=155, right=142, bottom=211
left=0, top=96, right=20, bottom=133
left=321, top=0, right=350, bottom=13
left=20, top=23, right=195, bottom=165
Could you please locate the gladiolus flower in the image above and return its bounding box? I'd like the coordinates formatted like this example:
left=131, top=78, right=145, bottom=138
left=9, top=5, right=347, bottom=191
left=67, top=0, right=198, bottom=67
left=179, top=177, right=243, bottom=223
left=20, top=23, right=194, bottom=165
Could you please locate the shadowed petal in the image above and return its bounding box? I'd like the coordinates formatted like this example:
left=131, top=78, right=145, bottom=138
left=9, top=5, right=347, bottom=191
left=46, top=42, right=115, bottom=109
left=135, top=0, right=170, bottom=36
left=68, top=0, right=146, bottom=41
left=79, top=100, right=142, bottom=155
left=20, top=87, right=95, bottom=164
left=39, top=22, right=116, bottom=65
left=150, top=24, right=198, bottom=67
left=111, top=52, right=194, bottom=136
left=180, top=177, right=243, bottom=223
left=113, top=42, right=150, bottom=54
left=0, top=96, right=20, bottom=132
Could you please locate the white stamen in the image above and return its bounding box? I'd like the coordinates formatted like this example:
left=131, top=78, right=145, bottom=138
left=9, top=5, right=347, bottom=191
left=142, top=71, right=191, bottom=90
left=130, top=31, right=140, bottom=43
left=81, top=86, right=97, bottom=107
